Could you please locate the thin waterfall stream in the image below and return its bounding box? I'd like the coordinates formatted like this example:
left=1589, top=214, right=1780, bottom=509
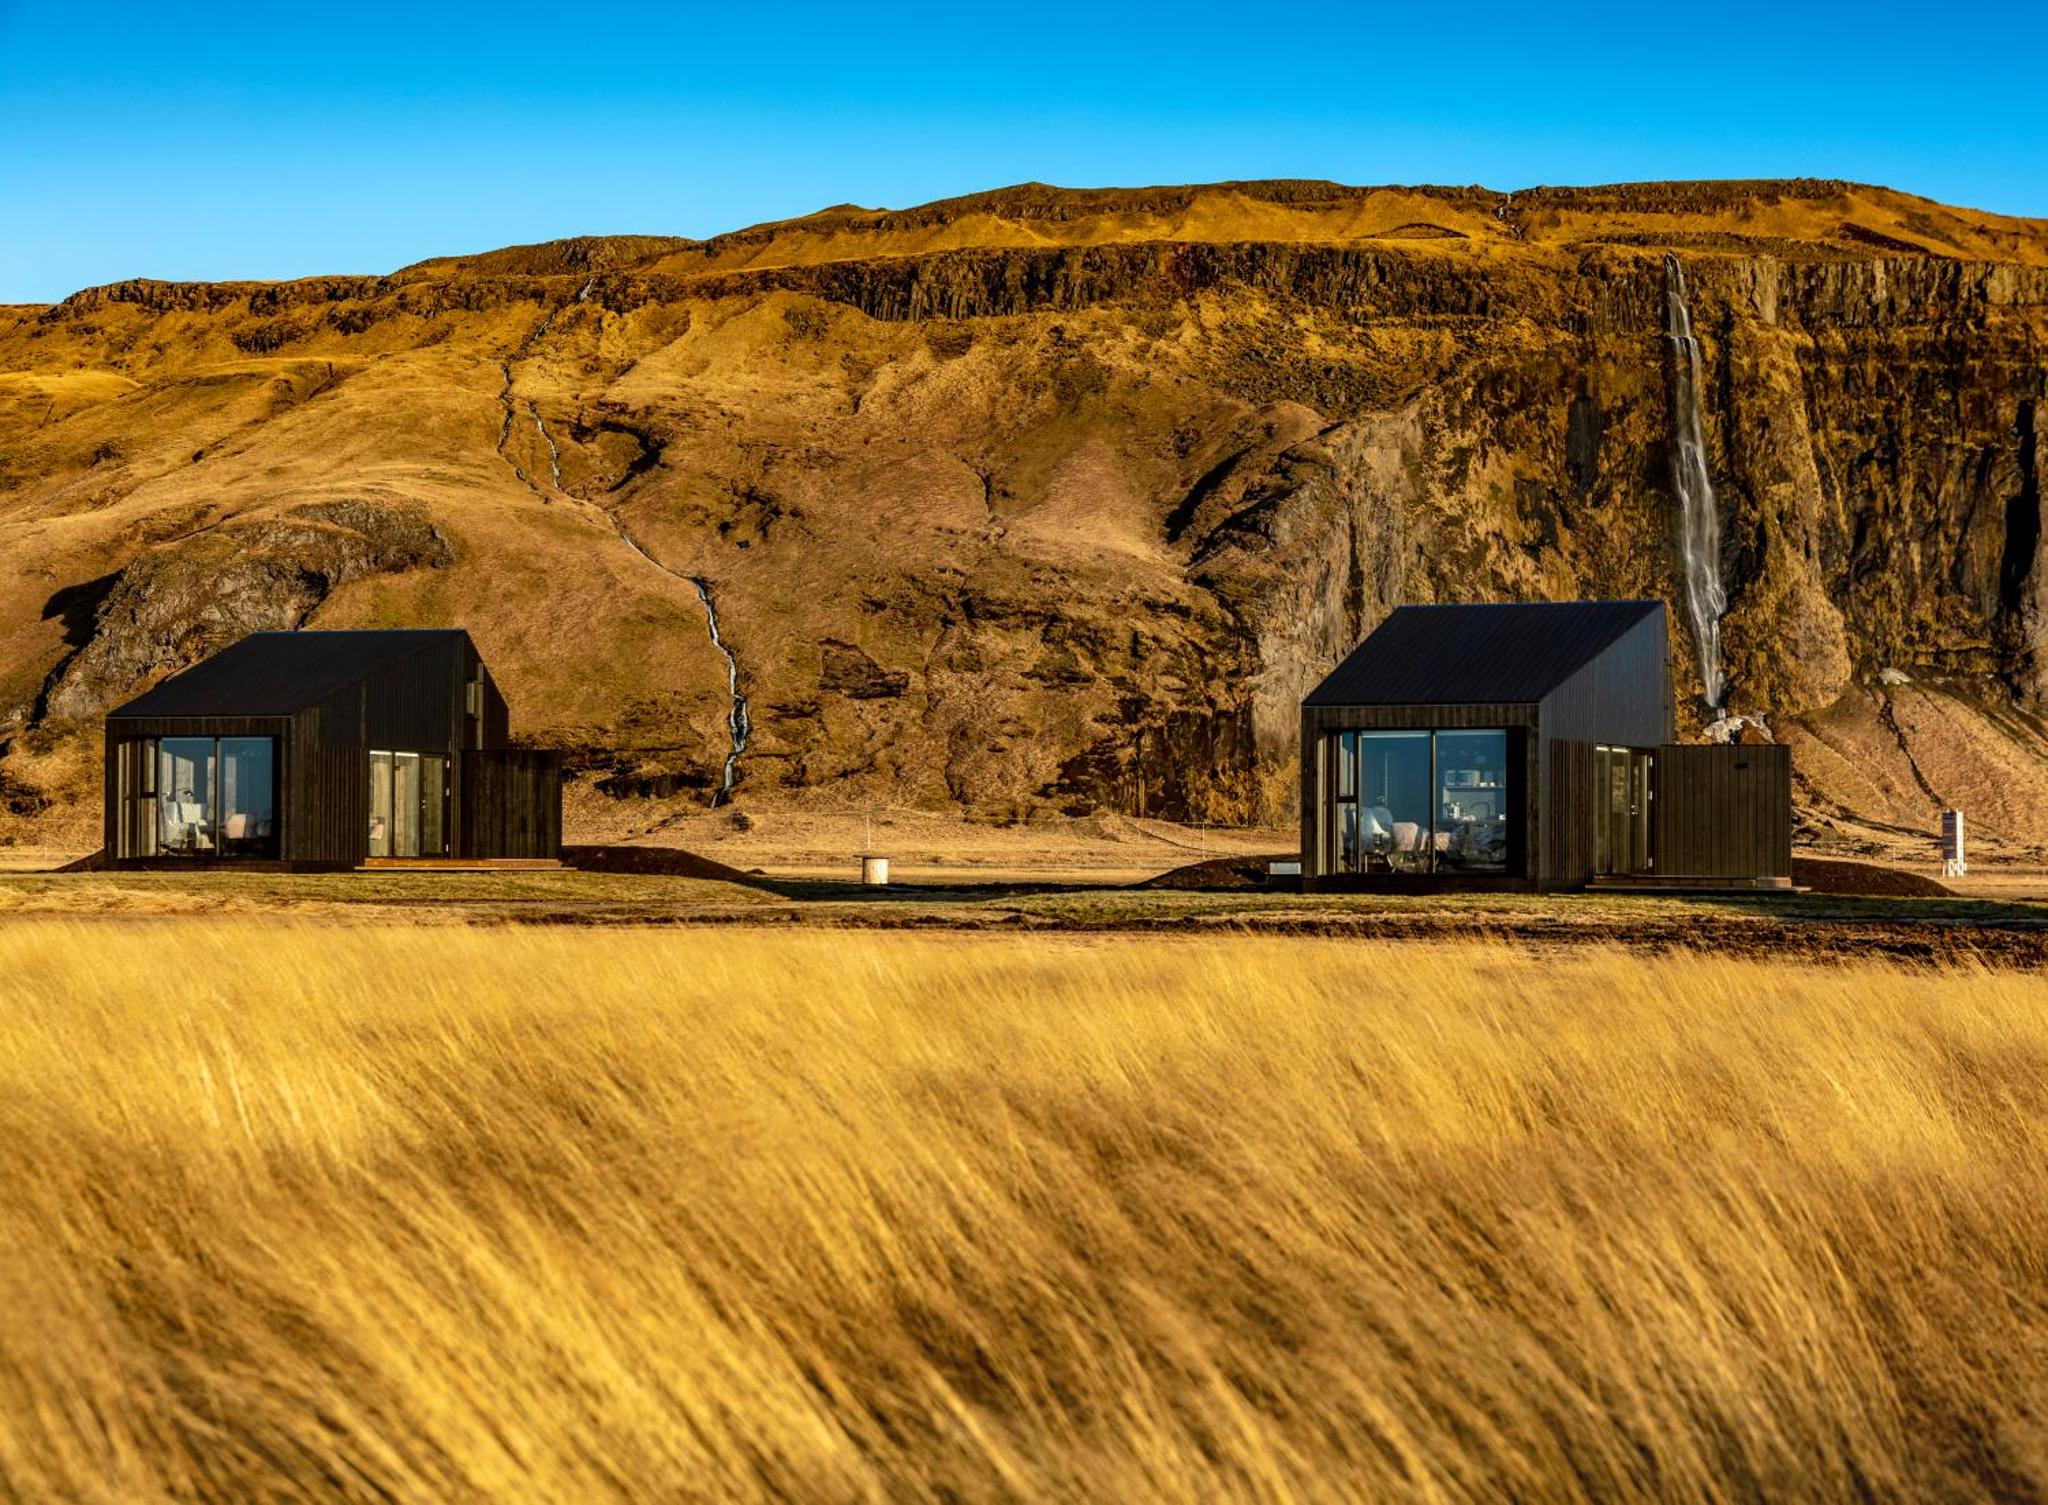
left=496, top=279, right=752, bottom=802
left=690, top=577, right=751, bottom=802
left=1664, top=253, right=1728, bottom=710
left=530, top=401, right=562, bottom=489
left=615, top=526, right=751, bottom=804
left=494, top=279, right=595, bottom=496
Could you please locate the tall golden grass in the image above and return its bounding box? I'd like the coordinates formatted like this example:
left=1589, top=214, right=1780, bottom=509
left=1, top=921, right=2044, bottom=1502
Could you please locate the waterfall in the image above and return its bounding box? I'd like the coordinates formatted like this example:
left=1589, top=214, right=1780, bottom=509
left=1664, top=254, right=1728, bottom=709
left=689, top=577, right=751, bottom=804
left=529, top=401, right=562, bottom=489
left=614, top=524, right=751, bottom=805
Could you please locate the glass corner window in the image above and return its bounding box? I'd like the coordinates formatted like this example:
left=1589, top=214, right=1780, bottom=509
left=1327, top=727, right=1514, bottom=876
left=116, top=736, right=276, bottom=860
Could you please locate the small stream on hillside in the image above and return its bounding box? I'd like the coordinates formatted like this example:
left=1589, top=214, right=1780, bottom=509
left=495, top=279, right=596, bottom=493
left=496, top=283, right=752, bottom=804
left=530, top=401, right=563, bottom=489
left=1665, top=253, right=1729, bottom=710
left=690, top=577, right=751, bottom=802
left=615, top=526, right=751, bottom=804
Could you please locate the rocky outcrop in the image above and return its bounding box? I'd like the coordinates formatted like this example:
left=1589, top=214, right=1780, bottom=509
left=820, top=639, right=910, bottom=699
left=39, top=501, right=451, bottom=721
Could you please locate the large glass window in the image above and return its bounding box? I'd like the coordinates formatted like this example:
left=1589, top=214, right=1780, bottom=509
left=156, top=738, right=218, bottom=856
left=1326, top=728, right=1517, bottom=876
left=218, top=738, right=278, bottom=858
left=113, top=736, right=275, bottom=859
left=1434, top=730, right=1509, bottom=873
left=1360, top=731, right=1433, bottom=873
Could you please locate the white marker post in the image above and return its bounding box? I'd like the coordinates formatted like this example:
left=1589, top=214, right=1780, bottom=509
left=1941, top=810, right=1966, bottom=878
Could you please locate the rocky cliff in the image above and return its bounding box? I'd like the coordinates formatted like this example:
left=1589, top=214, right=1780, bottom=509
left=2, top=178, right=2044, bottom=849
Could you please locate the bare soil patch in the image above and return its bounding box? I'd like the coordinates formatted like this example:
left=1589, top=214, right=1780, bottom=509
left=1792, top=855, right=1954, bottom=898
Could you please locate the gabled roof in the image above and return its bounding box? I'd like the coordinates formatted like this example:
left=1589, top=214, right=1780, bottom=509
left=1304, top=601, right=1665, bottom=707
left=107, top=630, right=470, bottom=719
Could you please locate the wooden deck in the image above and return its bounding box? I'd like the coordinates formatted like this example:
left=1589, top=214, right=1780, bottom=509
left=359, top=857, right=564, bottom=872
left=1590, top=873, right=1799, bottom=893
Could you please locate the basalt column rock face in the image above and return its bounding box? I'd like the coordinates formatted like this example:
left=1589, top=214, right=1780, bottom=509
left=3, top=178, right=2047, bottom=844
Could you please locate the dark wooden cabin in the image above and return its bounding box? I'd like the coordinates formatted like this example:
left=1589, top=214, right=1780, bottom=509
left=1299, top=601, right=1790, bottom=891
left=103, top=629, right=560, bottom=870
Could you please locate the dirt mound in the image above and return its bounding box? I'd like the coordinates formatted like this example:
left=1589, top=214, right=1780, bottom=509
left=561, top=844, right=752, bottom=882
left=1141, top=854, right=1295, bottom=890
left=1791, top=856, right=1955, bottom=898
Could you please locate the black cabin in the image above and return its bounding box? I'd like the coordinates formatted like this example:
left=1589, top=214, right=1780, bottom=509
left=103, top=629, right=560, bottom=870
left=1299, top=601, right=1790, bottom=890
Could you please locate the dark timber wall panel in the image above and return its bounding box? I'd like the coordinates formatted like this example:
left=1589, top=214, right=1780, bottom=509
left=1298, top=709, right=1322, bottom=877
left=1544, top=739, right=1596, bottom=889
left=290, top=745, right=367, bottom=867
left=1654, top=744, right=1792, bottom=879
left=462, top=750, right=562, bottom=859
left=360, top=637, right=463, bottom=752
left=479, top=668, right=510, bottom=749
left=1534, top=611, right=1676, bottom=752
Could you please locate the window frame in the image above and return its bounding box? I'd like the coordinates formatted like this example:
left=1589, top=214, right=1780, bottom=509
left=1325, top=727, right=1517, bottom=877
left=113, top=735, right=278, bottom=860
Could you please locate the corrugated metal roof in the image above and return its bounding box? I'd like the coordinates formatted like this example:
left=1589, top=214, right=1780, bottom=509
left=106, top=630, right=469, bottom=718
left=1303, top=601, right=1665, bottom=707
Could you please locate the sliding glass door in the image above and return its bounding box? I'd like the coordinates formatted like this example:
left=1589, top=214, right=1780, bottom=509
left=368, top=751, right=393, bottom=857
left=218, top=738, right=276, bottom=856
left=368, top=750, right=450, bottom=858
left=156, top=738, right=217, bottom=855
left=392, top=753, right=422, bottom=857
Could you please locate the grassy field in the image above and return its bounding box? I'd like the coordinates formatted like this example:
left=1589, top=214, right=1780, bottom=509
left=3, top=922, right=2046, bottom=1501
left=2, top=865, right=2045, bottom=975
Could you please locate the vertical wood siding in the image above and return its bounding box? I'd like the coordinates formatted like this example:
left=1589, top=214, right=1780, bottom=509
left=461, top=750, right=562, bottom=859
left=289, top=745, right=368, bottom=867
left=1532, top=611, right=1676, bottom=751
left=1543, top=739, right=1596, bottom=889
left=1654, top=744, right=1792, bottom=879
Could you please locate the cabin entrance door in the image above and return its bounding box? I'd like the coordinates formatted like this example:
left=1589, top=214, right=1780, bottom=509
left=1593, top=746, right=1653, bottom=875
left=368, top=750, right=452, bottom=858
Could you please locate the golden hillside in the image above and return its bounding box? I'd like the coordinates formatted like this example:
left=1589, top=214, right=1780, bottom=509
left=2, top=178, right=2045, bottom=848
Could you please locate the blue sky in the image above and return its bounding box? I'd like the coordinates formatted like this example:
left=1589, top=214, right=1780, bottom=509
left=2, top=1, right=2044, bottom=302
